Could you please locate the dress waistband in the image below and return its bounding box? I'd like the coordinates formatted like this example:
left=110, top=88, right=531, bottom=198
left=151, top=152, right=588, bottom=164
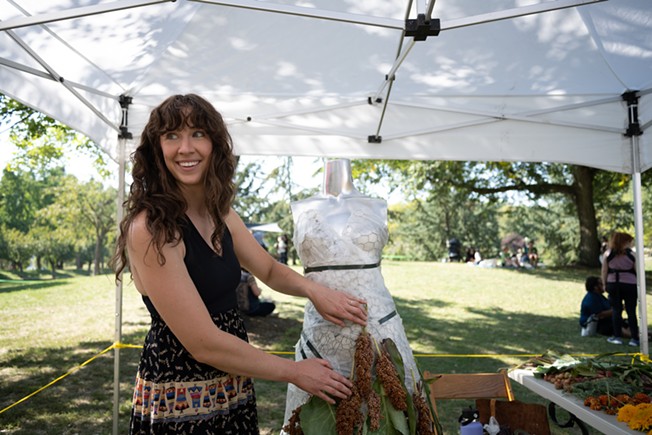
left=303, top=261, right=381, bottom=274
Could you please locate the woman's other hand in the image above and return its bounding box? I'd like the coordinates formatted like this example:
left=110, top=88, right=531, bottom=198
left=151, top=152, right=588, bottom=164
left=308, top=283, right=367, bottom=327
left=291, top=358, right=353, bottom=404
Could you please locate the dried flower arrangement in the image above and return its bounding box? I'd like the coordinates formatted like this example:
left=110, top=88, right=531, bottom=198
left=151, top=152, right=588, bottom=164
left=283, top=331, right=442, bottom=435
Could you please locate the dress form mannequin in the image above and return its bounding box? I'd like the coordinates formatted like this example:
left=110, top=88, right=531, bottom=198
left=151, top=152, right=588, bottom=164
left=282, top=158, right=419, bottom=428
left=322, top=158, right=362, bottom=197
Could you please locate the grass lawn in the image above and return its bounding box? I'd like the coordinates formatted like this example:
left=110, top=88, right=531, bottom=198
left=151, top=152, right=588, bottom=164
left=1, top=261, right=650, bottom=434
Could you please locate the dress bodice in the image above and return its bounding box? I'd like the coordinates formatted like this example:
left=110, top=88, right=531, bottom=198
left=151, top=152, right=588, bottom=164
left=293, top=197, right=388, bottom=269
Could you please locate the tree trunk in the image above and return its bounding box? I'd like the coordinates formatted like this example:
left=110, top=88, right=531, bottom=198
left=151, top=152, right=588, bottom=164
left=572, top=166, right=601, bottom=267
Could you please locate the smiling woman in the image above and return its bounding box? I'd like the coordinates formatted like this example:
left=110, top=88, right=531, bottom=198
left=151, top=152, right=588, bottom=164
left=110, top=94, right=368, bottom=435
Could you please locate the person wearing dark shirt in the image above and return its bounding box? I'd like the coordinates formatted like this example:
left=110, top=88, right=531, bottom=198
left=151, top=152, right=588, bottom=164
left=580, top=276, right=614, bottom=336
left=237, top=268, right=276, bottom=317
left=110, top=94, right=367, bottom=433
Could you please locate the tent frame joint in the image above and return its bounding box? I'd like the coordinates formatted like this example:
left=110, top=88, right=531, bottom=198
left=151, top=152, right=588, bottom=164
left=405, top=14, right=440, bottom=41
left=368, top=135, right=382, bottom=143
left=622, top=90, right=642, bottom=138
left=118, top=94, right=133, bottom=140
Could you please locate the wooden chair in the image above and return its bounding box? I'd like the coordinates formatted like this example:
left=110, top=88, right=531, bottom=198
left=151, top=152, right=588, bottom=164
left=423, top=371, right=551, bottom=435
left=423, top=371, right=515, bottom=403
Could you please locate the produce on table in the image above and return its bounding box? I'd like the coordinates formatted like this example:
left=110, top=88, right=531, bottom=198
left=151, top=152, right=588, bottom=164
left=514, top=352, right=652, bottom=424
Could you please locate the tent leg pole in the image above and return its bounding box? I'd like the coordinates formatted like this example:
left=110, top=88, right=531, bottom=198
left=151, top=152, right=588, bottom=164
left=631, top=134, right=648, bottom=356
left=113, top=136, right=127, bottom=434
left=112, top=333, right=121, bottom=435
left=113, top=281, right=123, bottom=435
left=633, top=170, right=648, bottom=356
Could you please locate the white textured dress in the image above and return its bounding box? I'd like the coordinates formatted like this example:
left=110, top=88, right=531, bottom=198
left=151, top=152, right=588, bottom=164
left=282, top=195, right=419, bottom=426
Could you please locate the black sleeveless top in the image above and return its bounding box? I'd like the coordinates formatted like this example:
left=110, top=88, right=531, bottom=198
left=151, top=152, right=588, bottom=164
left=143, top=216, right=242, bottom=316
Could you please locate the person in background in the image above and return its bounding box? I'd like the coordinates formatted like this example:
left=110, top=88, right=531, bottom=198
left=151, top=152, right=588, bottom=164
left=579, top=276, right=629, bottom=337
left=276, top=234, right=288, bottom=264
left=473, top=248, right=482, bottom=265
left=599, top=235, right=609, bottom=264
left=252, top=230, right=268, bottom=251
left=500, top=246, right=517, bottom=268
left=111, top=94, right=367, bottom=434
left=602, top=231, right=639, bottom=346
left=465, top=247, right=476, bottom=263
left=237, top=268, right=276, bottom=317
left=527, top=240, right=539, bottom=268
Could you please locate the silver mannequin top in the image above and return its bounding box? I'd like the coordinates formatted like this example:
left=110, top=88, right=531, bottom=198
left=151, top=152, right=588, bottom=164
left=322, top=159, right=362, bottom=197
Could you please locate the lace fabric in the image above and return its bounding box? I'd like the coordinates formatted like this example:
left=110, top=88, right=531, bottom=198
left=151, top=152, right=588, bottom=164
left=283, top=196, right=420, bottom=426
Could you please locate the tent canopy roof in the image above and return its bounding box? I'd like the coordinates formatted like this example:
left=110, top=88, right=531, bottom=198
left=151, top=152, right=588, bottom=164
left=1, top=0, right=651, bottom=173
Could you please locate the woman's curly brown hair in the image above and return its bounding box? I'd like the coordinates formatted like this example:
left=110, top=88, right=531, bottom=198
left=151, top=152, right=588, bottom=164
left=111, top=94, right=236, bottom=281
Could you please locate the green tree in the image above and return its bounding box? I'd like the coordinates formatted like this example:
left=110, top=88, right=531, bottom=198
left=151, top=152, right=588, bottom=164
left=356, top=160, right=633, bottom=267
left=385, top=189, right=500, bottom=261
left=233, top=160, right=273, bottom=223
left=76, top=180, right=117, bottom=275
left=0, top=166, right=69, bottom=271
left=234, top=157, right=320, bottom=261
left=0, top=94, right=114, bottom=273
left=1, top=226, right=33, bottom=271
left=29, top=224, right=74, bottom=279
left=34, top=176, right=117, bottom=275
left=0, top=94, right=109, bottom=177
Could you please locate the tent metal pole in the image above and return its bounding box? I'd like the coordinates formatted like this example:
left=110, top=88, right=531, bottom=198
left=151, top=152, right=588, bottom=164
left=632, top=163, right=648, bottom=356
left=371, top=40, right=415, bottom=104
left=624, top=89, right=648, bottom=356
left=0, top=0, right=174, bottom=31
left=192, top=0, right=402, bottom=29
left=113, top=95, right=131, bottom=434
left=4, top=30, right=118, bottom=131
left=439, top=0, right=604, bottom=32
left=0, top=57, right=118, bottom=99
left=113, top=135, right=126, bottom=435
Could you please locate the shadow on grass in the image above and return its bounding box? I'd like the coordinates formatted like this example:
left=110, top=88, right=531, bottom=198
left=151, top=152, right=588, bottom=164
left=0, top=315, right=303, bottom=434
left=0, top=279, right=70, bottom=294
left=393, top=294, right=638, bottom=374
left=0, top=268, right=113, bottom=282
left=496, top=266, right=652, bottom=295
left=0, top=329, right=147, bottom=434
left=242, top=314, right=303, bottom=351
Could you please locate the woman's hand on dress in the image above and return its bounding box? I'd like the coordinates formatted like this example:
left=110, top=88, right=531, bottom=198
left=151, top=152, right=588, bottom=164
left=292, top=358, right=353, bottom=404
left=308, top=284, right=367, bottom=327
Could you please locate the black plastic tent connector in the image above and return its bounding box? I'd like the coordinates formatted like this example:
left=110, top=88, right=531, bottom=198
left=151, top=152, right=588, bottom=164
left=118, top=94, right=133, bottom=139
left=622, top=90, right=642, bottom=137
left=405, top=14, right=440, bottom=41
left=368, top=135, right=382, bottom=143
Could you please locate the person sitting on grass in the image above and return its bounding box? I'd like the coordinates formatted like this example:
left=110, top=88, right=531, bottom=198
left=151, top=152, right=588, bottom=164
left=580, top=276, right=629, bottom=338
left=237, top=268, right=276, bottom=317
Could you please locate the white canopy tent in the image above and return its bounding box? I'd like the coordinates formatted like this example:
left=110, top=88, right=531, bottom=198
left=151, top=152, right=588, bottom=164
left=1, top=0, right=651, bottom=431
left=1, top=0, right=650, bottom=171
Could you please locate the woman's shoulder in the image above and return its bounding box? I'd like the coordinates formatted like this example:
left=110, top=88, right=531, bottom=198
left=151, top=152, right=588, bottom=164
left=125, top=212, right=157, bottom=250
